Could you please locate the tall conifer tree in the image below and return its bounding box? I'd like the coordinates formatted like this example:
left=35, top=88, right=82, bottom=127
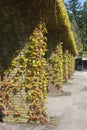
left=81, top=0, right=87, bottom=50
left=66, top=0, right=82, bottom=24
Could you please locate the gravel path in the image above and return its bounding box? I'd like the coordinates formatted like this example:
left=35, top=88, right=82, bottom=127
left=0, top=71, right=87, bottom=130
left=51, top=71, right=87, bottom=130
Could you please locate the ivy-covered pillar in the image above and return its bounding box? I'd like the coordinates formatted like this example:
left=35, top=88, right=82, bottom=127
left=48, top=42, right=63, bottom=92
left=0, top=22, right=48, bottom=123
left=24, top=22, right=48, bottom=123
left=63, top=50, right=69, bottom=82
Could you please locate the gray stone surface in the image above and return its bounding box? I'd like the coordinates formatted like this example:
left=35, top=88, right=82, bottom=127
left=53, top=71, right=87, bottom=130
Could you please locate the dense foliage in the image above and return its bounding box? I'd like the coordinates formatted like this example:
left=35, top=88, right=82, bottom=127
left=56, top=0, right=78, bottom=56
left=0, top=23, right=48, bottom=123
left=24, top=23, right=48, bottom=123
left=48, top=43, right=63, bottom=90
left=0, top=0, right=77, bottom=123
left=48, top=43, right=75, bottom=92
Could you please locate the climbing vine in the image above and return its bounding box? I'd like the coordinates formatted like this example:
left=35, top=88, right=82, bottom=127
left=63, top=51, right=75, bottom=81
left=24, top=22, right=48, bottom=123
left=70, top=55, right=75, bottom=75
left=63, top=50, right=69, bottom=82
left=49, top=42, right=63, bottom=90
left=0, top=0, right=77, bottom=123
left=0, top=22, right=48, bottom=123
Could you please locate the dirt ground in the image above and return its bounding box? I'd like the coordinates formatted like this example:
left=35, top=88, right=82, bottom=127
left=1, top=71, right=87, bottom=130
